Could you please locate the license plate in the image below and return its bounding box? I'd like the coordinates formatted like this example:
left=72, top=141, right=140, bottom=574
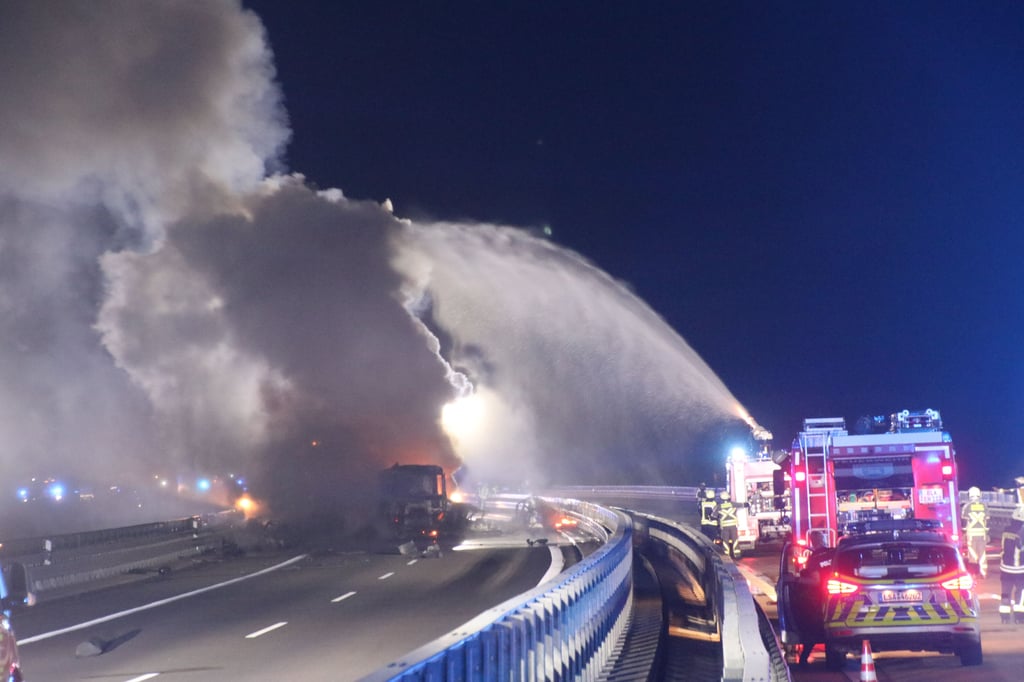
left=918, top=487, right=943, bottom=504
left=881, top=588, right=923, bottom=603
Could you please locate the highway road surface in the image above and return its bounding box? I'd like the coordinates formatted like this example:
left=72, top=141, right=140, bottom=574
left=14, top=544, right=557, bottom=681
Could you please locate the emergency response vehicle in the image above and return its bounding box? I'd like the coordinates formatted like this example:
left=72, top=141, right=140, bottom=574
left=724, top=446, right=791, bottom=553
left=781, top=410, right=960, bottom=548
left=778, top=519, right=982, bottom=669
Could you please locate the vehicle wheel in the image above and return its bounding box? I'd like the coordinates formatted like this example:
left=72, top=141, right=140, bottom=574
left=959, top=642, right=983, bottom=666
left=825, top=645, right=846, bottom=671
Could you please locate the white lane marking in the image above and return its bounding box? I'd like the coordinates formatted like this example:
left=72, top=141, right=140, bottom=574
left=245, top=621, right=287, bottom=639
left=124, top=675, right=160, bottom=682
left=19, top=554, right=308, bottom=645
left=331, top=591, right=357, bottom=603
left=536, top=545, right=564, bottom=587
left=407, top=559, right=418, bottom=565
left=378, top=572, right=395, bottom=580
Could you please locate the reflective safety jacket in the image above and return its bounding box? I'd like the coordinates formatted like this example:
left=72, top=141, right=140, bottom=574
left=700, top=499, right=717, bottom=526
left=961, top=501, right=988, bottom=537
left=1001, top=521, right=1024, bottom=575
left=716, top=501, right=738, bottom=528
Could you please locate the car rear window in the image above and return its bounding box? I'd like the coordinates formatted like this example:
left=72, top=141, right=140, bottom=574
left=835, top=543, right=960, bottom=579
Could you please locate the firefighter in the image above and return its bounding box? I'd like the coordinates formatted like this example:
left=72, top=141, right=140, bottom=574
left=716, top=490, right=740, bottom=559
left=699, top=489, right=718, bottom=540
left=999, top=504, right=1024, bottom=624
left=696, top=481, right=707, bottom=513
left=961, top=486, right=989, bottom=577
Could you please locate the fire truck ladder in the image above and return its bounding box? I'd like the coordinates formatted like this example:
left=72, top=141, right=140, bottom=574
left=799, top=418, right=844, bottom=541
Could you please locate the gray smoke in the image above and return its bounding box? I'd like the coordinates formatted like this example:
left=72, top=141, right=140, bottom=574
left=0, top=0, right=284, bottom=492
left=0, top=1, right=753, bottom=529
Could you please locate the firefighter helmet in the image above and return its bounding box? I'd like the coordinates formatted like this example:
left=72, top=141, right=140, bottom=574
left=968, top=486, right=981, bottom=501
left=704, top=489, right=715, bottom=499
left=720, top=491, right=730, bottom=501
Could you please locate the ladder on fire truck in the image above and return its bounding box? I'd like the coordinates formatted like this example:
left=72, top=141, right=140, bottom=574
left=796, top=417, right=847, bottom=544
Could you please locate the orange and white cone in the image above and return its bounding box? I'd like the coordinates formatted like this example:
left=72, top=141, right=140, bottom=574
left=860, top=639, right=877, bottom=682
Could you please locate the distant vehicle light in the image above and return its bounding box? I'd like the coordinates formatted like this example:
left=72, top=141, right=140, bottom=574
left=449, top=490, right=465, bottom=504
left=16, top=488, right=28, bottom=501
left=48, top=483, right=65, bottom=501
left=197, top=478, right=212, bottom=492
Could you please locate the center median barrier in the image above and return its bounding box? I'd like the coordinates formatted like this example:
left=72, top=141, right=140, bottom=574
left=0, top=512, right=244, bottom=599
left=25, top=531, right=224, bottom=596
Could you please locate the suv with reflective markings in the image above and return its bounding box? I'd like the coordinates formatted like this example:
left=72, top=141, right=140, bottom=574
left=821, top=521, right=982, bottom=669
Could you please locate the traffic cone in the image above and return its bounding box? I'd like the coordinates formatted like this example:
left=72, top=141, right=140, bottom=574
left=860, top=639, right=877, bottom=682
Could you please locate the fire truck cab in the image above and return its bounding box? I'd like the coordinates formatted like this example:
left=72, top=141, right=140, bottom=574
left=782, top=409, right=960, bottom=548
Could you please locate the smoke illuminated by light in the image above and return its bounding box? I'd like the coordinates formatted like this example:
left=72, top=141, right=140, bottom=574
left=441, top=393, right=485, bottom=442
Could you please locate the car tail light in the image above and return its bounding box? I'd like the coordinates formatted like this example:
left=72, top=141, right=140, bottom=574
left=941, top=573, right=974, bottom=591
left=826, top=578, right=859, bottom=595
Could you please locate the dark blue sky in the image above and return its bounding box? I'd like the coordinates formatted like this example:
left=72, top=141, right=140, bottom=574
left=244, top=2, right=1024, bottom=488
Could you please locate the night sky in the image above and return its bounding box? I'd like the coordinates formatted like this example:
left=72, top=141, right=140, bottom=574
left=244, top=2, right=1024, bottom=489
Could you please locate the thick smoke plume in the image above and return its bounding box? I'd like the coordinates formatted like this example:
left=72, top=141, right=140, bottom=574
left=0, top=1, right=752, bottom=531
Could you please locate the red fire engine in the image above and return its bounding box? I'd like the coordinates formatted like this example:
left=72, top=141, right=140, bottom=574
left=784, top=409, right=960, bottom=547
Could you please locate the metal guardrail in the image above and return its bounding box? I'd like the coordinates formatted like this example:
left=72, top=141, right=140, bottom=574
left=0, top=512, right=240, bottom=597
left=629, top=511, right=782, bottom=682
left=360, top=497, right=633, bottom=681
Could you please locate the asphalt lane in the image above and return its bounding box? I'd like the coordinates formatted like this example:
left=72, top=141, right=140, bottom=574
left=15, top=545, right=555, bottom=681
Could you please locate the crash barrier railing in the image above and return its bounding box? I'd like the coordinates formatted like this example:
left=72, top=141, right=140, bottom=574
left=0, top=512, right=240, bottom=596
left=960, top=489, right=1017, bottom=511
left=628, top=511, right=780, bottom=682
left=360, top=497, right=633, bottom=682
left=0, top=511, right=238, bottom=561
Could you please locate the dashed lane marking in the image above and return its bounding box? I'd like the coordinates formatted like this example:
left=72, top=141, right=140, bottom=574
left=245, top=621, right=287, bottom=639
